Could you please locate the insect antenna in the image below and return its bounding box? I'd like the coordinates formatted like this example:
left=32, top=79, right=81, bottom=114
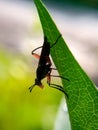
left=31, top=46, right=43, bottom=54
left=29, top=84, right=36, bottom=92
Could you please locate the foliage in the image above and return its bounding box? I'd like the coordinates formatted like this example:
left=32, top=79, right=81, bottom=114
left=33, top=0, right=98, bottom=129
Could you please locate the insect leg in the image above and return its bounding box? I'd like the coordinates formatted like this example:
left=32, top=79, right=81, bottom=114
left=51, top=68, right=57, bottom=70
left=50, top=34, right=62, bottom=48
left=48, top=83, right=68, bottom=98
left=50, top=75, right=70, bottom=81
left=50, top=67, right=70, bottom=81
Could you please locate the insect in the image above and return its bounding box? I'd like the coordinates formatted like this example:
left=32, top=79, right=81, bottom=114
left=29, top=35, right=69, bottom=96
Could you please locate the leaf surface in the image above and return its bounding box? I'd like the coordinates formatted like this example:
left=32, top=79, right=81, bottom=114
left=34, top=0, right=98, bottom=129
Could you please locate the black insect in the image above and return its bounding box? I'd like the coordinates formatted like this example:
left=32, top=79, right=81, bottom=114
left=29, top=35, right=69, bottom=96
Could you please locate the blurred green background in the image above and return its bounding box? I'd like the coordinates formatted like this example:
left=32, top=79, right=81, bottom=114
left=0, top=49, right=63, bottom=130
left=0, top=0, right=98, bottom=130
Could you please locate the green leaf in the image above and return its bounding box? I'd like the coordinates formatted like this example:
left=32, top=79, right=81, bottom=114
left=33, top=0, right=98, bottom=129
